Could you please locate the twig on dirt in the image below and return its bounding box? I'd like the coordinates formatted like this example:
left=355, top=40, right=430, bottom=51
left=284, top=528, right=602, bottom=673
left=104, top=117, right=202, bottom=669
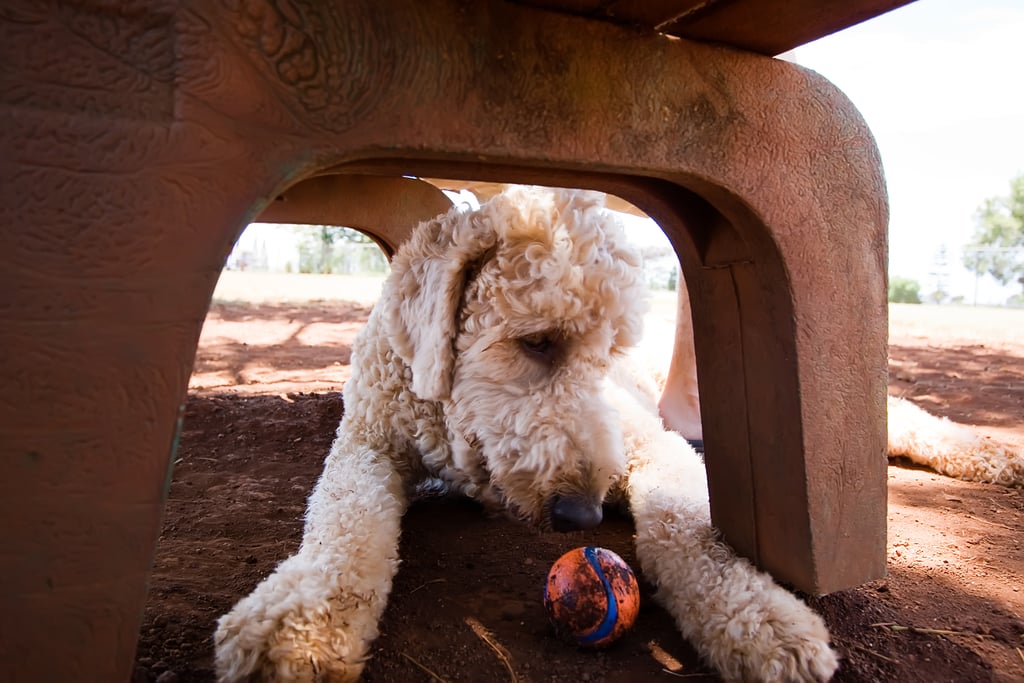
left=959, top=512, right=1015, bottom=531
left=836, top=635, right=900, bottom=665
left=847, top=642, right=898, bottom=665
left=465, top=616, right=518, bottom=683
left=870, top=622, right=991, bottom=638
left=986, top=497, right=1023, bottom=516
left=660, top=670, right=710, bottom=678
left=399, top=652, right=447, bottom=683
left=646, top=640, right=685, bottom=671
left=409, top=578, right=447, bottom=594
left=1016, top=646, right=1024, bottom=666
left=644, top=640, right=710, bottom=678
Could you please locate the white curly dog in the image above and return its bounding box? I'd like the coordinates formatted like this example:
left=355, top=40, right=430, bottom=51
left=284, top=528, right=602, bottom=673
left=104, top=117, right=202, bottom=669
left=214, top=186, right=1021, bottom=683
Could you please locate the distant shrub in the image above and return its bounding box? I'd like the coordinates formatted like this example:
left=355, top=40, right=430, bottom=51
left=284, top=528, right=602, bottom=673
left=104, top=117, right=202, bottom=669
left=889, top=276, right=922, bottom=304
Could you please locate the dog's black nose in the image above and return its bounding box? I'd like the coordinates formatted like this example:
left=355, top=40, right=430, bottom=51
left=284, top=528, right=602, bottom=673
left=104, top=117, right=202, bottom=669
left=550, top=496, right=603, bottom=532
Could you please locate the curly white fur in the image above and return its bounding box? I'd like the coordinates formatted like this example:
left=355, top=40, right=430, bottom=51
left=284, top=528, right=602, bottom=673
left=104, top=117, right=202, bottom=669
left=214, top=187, right=839, bottom=682
left=657, top=292, right=1023, bottom=490
left=887, top=395, right=1023, bottom=486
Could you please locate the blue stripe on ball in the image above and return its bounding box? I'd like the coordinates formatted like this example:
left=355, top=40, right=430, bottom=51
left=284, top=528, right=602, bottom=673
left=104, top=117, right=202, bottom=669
left=576, top=546, right=618, bottom=644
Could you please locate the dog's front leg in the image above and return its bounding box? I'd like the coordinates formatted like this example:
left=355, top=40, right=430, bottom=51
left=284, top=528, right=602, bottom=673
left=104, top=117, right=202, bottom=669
left=214, top=438, right=406, bottom=682
left=625, top=430, right=839, bottom=683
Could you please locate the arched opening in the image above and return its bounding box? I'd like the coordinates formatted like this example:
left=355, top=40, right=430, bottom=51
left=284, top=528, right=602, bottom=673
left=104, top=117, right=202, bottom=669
left=194, top=171, right=705, bottom=437
left=229, top=165, right=817, bottom=579
left=219, top=170, right=717, bottom=445
left=141, top=171, right=733, bottom=681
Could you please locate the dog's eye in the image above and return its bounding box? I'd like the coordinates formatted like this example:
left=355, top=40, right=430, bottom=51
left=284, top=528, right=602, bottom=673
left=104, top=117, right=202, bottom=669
left=517, top=333, right=564, bottom=365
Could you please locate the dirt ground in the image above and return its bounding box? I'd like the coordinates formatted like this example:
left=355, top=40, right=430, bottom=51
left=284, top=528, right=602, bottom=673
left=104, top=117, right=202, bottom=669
left=134, top=300, right=1024, bottom=683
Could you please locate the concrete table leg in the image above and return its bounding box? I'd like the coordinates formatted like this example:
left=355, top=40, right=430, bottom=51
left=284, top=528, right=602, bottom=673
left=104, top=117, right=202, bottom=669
left=0, top=1, right=887, bottom=679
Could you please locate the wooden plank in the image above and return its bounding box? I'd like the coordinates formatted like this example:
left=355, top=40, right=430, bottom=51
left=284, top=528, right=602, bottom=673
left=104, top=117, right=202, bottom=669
left=518, top=0, right=917, bottom=55
left=660, top=0, right=916, bottom=55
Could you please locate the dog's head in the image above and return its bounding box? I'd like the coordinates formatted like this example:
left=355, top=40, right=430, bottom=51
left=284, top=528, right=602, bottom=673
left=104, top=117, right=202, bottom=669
left=385, top=186, right=648, bottom=531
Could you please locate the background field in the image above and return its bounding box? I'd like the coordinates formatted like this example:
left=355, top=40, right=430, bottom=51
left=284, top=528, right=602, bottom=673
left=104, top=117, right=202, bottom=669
left=212, top=270, right=1024, bottom=342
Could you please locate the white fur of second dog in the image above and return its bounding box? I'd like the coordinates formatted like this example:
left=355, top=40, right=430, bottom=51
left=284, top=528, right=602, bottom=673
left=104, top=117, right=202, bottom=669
left=886, top=395, right=1023, bottom=486
left=643, top=261, right=1024, bottom=490
left=647, top=310, right=1024, bottom=489
left=214, top=187, right=841, bottom=682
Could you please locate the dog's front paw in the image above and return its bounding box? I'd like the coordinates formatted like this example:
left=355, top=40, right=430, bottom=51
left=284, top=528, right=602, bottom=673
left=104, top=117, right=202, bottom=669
left=637, top=522, right=838, bottom=682
left=215, top=604, right=367, bottom=682
left=213, top=558, right=380, bottom=682
left=686, top=561, right=839, bottom=683
left=718, top=589, right=838, bottom=683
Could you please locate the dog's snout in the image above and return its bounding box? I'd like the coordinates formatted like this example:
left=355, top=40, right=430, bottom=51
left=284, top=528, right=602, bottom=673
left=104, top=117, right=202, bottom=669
left=550, top=495, right=603, bottom=532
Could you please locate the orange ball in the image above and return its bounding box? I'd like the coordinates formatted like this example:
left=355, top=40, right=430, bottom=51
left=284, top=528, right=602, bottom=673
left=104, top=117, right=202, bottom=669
left=543, top=546, right=640, bottom=647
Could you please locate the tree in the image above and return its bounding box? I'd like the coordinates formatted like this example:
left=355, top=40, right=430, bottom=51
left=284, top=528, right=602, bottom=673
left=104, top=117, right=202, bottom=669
left=963, top=173, right=1024, bottom=298
left=888, top=276, right=922, bottom=304
left=295, top=225, right=377, bottom=274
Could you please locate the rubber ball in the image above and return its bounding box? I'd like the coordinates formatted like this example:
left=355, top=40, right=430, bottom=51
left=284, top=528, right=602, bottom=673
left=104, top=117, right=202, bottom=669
left=543, top=546, right=640, bottom=647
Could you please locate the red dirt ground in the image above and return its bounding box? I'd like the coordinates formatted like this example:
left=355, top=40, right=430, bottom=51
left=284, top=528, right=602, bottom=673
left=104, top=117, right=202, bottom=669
left=133, top=301, right=1024, bottom=683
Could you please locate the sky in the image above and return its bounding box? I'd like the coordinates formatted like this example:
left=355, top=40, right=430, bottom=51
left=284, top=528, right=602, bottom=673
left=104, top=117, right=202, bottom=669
left=793, top=0, right=1024, bottom=304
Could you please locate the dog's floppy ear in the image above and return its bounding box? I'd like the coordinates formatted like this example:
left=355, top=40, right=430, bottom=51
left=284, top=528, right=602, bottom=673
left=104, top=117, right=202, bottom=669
left=384, top=206, right=498, bottom=401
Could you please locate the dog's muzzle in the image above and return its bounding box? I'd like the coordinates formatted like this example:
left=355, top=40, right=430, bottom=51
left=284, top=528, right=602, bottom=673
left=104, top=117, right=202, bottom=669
left=550, top=495, right=603, bottom=532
